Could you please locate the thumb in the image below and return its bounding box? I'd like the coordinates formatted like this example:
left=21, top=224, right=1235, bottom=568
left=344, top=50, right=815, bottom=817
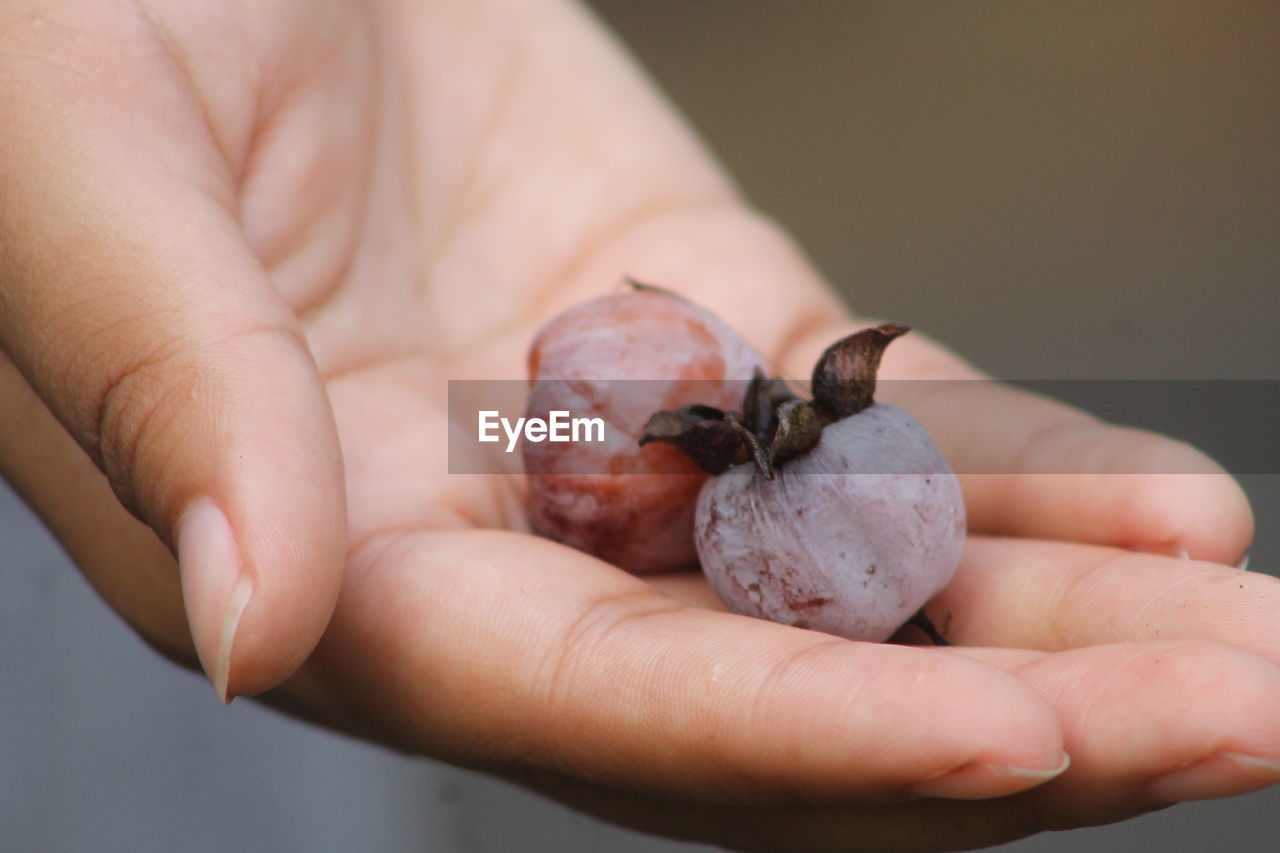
left=0, top=43, right=345, bottom=702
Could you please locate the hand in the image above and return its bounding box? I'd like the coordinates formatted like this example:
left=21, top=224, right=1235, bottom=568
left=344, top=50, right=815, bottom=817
left=1, top=2, right=1273, bottom=851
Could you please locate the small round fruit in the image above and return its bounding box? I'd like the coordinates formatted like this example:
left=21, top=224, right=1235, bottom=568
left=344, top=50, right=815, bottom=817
left=524, top=283, right=762, bottom=573
left=696, top=405, right=965, bottom=641
left=641, top=324, right=966, bottom=641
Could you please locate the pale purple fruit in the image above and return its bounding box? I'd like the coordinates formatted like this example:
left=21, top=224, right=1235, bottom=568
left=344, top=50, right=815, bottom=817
left=641, top=324, right=965, bottom=643
left=695, top=404, right=965, bottom=641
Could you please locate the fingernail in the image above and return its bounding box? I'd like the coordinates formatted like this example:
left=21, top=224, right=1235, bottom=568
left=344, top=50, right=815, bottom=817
left=911, top=753, right=1070, bottom=800
left=1236, top=552, right=1251, bottom=571
left=1146, top=752, right=1280, bottom=804
left=177, top=499, right=253, bottom=704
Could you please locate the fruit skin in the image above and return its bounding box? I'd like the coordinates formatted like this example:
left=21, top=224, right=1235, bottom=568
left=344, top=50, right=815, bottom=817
left=525, top=288, right=762, bottom=573
left=695, top=403, right=965, bottom=641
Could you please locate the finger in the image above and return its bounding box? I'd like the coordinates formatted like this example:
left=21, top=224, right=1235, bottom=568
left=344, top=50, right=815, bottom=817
left=0, top=28, right=344, bottom=700
left=531, top=779, right=1047, bottom=853
left=931, top=537, right=1280, bottom=660
left=302, top=530, right=1067, bottom=804
left=1001, top=641, right=1280, bottom=816
left=775, top=322, right=1253, bottom=564
left=528, top=639, right=1280, bottom=852
left=0, top=353, right=193, bottom=662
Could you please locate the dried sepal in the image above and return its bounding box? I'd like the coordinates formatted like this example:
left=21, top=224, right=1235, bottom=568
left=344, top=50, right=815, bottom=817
left=641, top=324, right=910, bottom=477
left=742, top=367, right=801, bottom=443
left=811, top=324, right=909, bottom=419
left=725, top=410, right=774, bottom=479
left=639, top=404, right=728, bottom=437
left=640, top=405, right=751, bottom=475
left=769, top=398, right=826, bottom=468
left=622, top=276, right=682, bottom=298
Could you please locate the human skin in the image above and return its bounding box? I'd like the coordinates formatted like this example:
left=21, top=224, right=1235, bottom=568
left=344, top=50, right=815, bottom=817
left=0, top=1, right=1276, bottom=850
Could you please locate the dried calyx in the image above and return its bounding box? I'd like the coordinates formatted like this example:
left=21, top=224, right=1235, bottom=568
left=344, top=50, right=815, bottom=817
left=640, top=324, right=909, bottom=478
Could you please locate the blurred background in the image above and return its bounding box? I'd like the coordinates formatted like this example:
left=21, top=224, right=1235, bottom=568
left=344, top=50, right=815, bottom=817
left=2, top=1, right=1276, bottom=850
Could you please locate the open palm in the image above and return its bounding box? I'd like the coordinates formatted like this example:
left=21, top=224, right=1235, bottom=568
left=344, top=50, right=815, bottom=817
left=1, top=1, right=1276, bottom=850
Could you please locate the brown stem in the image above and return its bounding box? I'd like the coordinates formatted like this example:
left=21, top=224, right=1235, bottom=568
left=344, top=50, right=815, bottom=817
left=905, top=608, right=951, bottom=647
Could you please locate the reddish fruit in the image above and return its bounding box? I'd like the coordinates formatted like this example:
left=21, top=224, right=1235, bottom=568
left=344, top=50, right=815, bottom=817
left=643, top=325, right=965, bottom=642
left=524, top=283, right=762, bottom=573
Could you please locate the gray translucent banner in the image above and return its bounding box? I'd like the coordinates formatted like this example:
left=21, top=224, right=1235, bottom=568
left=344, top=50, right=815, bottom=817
left=448, top=379, right=1278, bottom=475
